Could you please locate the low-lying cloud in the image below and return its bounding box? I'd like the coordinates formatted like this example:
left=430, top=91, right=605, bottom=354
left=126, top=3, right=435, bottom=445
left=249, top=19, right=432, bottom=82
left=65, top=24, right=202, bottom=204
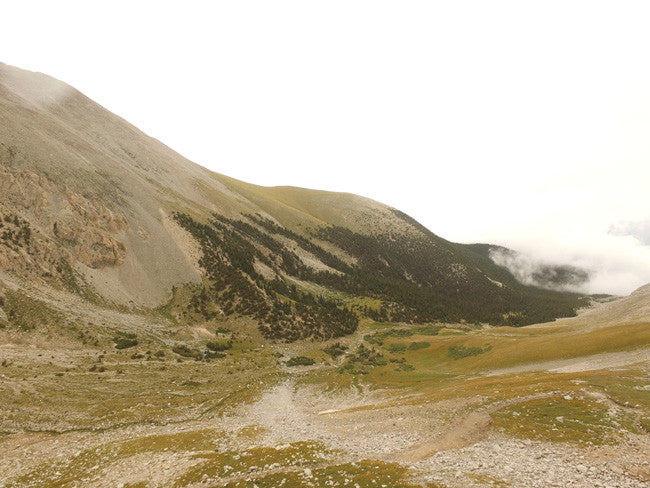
left=488, top=248, right=592, bottom=293
left=485, top=230, right=650, bottom=297
left=609, top=218, right=650, bottom=246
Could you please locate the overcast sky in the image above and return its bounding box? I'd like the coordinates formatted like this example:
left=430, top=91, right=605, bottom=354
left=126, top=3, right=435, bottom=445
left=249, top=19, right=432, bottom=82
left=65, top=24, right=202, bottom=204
left=2, top=1, right=649, bottom=294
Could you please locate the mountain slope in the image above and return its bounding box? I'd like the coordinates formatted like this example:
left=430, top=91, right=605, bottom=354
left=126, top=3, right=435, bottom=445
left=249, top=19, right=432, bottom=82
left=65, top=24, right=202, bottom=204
left=0, top=62, right=586, bottom=340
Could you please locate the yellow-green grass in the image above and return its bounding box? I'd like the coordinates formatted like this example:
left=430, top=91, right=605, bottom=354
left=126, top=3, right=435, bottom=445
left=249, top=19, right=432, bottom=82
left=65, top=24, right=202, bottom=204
left=173, top=441, right=333, bottom=487
left=7, top=436, right=432, bottom=488
left=370, top=321, right=650, bottom=378
left=2, top=289, right=66, bottom=332
left=346, top=296, right=384, bottom=312
left=5, top=429, right=225, bottom=488
left=492, top=396, right=633, bottom=445
left=0, top=346, right=282, bottom=433
left=216, top=175, right=329, bottom=231
left=218, top=459, right=427, bottom=488
left=305, top=364, right=649, bottom=442
left=466, top=473, right=510, bottom=487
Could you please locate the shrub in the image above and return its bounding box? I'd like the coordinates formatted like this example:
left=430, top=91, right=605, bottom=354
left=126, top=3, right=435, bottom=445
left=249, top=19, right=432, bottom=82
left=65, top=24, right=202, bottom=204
left=408, top=341, right=430, bottom=351
left=113, top=331, right=138, bottom=349
left=340, top=344, right=387, bottom=374
left=323, top=342, right=347, bottom=358
left=385, top=343, right=407, bottom=353
left=114, top=336, right=138, bottom=349
left=448, top=344, right=492, bottom=360
left=204, top=350, right=226, bottom=359
left=172, top=344, right=200, bottom=358
left=286, top=356, right=315, bottom=367
left=206, top=340, right=232, bottom=352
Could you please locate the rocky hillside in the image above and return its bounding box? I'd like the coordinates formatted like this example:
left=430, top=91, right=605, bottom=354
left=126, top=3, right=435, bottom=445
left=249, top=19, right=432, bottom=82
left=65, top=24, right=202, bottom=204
left=0, top=62, right=587, bottom=341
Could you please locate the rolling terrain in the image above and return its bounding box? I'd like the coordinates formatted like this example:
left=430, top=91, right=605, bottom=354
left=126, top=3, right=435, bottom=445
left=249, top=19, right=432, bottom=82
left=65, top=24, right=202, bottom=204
left=0, top=62, right=648, bottom=487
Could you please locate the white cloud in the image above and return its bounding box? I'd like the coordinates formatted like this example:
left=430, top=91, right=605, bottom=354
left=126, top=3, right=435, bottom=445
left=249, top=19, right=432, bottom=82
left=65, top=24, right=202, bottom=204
left=610, top=219, right=650, bottom=246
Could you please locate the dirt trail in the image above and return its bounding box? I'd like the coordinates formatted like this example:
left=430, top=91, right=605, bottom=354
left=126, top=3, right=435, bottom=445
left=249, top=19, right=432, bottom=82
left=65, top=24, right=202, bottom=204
left=400, top=410, right=492, bottom=462
left=399, top=392, right=563, bottom=462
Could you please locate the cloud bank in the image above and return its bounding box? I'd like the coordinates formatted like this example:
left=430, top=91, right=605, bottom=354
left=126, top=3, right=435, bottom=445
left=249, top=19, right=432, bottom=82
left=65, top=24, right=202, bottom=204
left=488, top=248, right=591, bottom=293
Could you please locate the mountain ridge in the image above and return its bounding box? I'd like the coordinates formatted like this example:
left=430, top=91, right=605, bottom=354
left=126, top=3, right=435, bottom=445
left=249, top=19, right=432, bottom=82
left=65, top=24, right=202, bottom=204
left=0, top=61, right=588, bottom=339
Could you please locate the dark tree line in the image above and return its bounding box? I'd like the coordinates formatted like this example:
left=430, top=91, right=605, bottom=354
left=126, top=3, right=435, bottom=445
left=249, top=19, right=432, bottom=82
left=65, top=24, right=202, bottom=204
left=173, top=212, right=359, bottom=341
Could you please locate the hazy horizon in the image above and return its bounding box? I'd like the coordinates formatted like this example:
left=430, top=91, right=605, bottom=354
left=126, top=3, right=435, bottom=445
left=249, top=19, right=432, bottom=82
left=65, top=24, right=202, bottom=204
left=3, top=1, right=649, bottom=295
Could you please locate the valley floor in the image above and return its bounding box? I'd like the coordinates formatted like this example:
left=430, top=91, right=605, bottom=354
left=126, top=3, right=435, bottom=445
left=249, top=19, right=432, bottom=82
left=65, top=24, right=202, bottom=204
left=1, top=287, right=649, bottom=488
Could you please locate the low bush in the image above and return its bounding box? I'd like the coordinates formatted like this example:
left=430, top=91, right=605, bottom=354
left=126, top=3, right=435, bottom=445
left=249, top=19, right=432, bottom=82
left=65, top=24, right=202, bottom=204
left=286, top=356, right=315, bottom=367
left=385, top=343, right=407, bottom=353
left=204, top=350, right=226, bottom=359
left=323, top=342, right=347, bottom=358
left=172, top=344, right=200, bottom=358
left=206, top=340, right=232, bottom=352
left=114, top=336, right=138, bottom=349
left=448, top=344, right=492, bottom=360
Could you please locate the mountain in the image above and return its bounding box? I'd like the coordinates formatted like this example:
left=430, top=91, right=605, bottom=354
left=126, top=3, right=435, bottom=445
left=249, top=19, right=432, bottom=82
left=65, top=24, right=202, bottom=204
left=0, top=62, right=586, bottom=341
left=2, top=62, right=649, bottom=488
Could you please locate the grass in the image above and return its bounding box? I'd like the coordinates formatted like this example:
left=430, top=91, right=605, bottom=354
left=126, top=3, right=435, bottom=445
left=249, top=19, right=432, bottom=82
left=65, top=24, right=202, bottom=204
left=172, top=441, right=333, bottom=487
left=0, top=340, right=282, bottom=434
left=466, top=473, right=510, bottom=487
left=216, top=459, right=426, bottom=488
left=351, top=320, right=650, bottom=383
left=2, top=284, right=648, bottom=488
left=641, top=417, right=650, bottom=432
left=447, top=344, right=492, bottom=359
left=2, top=290, right=65, bottom=331
left=6, top=429, right=226, bottom=488
left=386, top=343, right=408, bottom=353
left=492, top=396, right=624, bottom=446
